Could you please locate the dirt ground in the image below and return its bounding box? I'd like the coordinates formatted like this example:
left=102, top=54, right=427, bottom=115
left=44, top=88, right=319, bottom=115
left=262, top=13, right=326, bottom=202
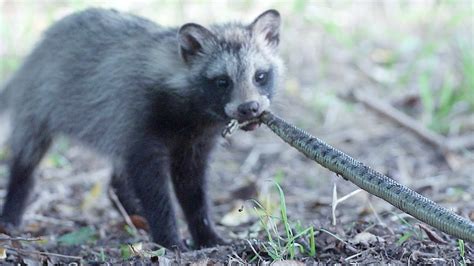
left=0, top=1, right=473, bottom=264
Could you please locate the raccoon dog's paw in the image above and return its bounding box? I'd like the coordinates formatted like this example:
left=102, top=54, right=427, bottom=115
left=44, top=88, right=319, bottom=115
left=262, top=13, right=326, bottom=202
left=0, top=216, right=20, bottom=235
left=196, top=233, right=229, bottom=249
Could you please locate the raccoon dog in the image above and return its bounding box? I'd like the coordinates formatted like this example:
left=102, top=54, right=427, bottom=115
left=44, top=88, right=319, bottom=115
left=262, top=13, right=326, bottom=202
left=0, top=8, right=283, bottom=250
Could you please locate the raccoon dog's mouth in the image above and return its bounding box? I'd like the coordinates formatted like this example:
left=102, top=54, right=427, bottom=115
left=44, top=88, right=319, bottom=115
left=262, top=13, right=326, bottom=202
left=238, top=120, right=260, bottom=131
left=222, top=117, right=262, bottom=137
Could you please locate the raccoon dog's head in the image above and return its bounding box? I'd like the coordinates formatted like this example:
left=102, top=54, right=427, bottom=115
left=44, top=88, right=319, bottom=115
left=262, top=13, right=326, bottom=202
left=177, top=10, right=283, bottom=131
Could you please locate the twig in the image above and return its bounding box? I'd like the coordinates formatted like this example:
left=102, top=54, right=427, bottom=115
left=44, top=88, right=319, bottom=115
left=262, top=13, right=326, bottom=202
left=29, top=214, right=76, bottom=227
left=318, top=228, right=348, bottom=245
left=345, top=249, right=371, bottom=261
left=107, top=187, right=138, bottom=233
left=228, top=250, right=247, bottom=265
left=342, top=89, right=467, bottom=170
left=4, top=246, right=82, bottom=260
left=332, top=183, right=337, bottom=226
left=346, top=89, right=447, bottom=150
left=246, top=239, right=265, bottom=263
left=337, top=189, right=363, bottom=203
left=0, top=236, right=44, bottom=242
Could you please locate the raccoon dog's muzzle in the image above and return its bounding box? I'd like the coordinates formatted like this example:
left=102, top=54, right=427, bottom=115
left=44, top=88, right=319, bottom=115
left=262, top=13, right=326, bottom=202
left=224, top=94, right=270, bottom=131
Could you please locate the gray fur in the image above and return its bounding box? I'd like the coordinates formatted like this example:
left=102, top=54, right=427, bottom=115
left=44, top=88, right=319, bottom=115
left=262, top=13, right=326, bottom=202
left=1, top=8, right=283, bottom=159
left=0, top=83, right=10, bottom=112
left=0, top=8, right=284, bottom=249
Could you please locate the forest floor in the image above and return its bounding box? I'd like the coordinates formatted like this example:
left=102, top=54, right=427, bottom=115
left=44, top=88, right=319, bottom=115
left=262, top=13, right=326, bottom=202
left=1, top=95, right=472, bottom=264
left=0, top=1, right=473, bottom=264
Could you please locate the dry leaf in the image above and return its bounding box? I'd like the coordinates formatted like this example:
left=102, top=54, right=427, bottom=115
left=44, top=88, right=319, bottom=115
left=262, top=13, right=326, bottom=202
left=350, top=232, right=384, bottom=246
left=417, top=223, right=448, bottom=244
left=130, top=215, right=149, bottom=231
left=0, top=248, right=6, bottom=260
left=220, top=201, right=253, bottom=227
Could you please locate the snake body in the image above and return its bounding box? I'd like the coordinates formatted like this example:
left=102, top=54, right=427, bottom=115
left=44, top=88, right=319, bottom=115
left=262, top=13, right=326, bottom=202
left=260, top=111, right=474, bottom=242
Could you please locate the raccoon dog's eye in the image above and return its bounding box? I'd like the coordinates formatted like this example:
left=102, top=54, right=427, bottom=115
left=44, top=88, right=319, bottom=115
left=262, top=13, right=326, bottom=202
left=254, top=71, right=268, bottom=86
left=215, top=76, right=231, bottom=89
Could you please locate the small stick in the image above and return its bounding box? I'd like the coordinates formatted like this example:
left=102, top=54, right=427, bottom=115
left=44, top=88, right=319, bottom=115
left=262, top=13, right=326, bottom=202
left=246, top=239, right=265, bottom=263
left=107, top=187, right=138, bottom=233
left=0, top=236, right=44, bottom=242
left=332, top=185, right=363, bottom=226
left=351, top=61, right=472, bottom=153
left=332, top=184, right=337, bottom=226
left=4, top=246, right=82, bottom=260
left=344, top=89, right=465, bottom=170
left=29, top=214, right=76, bottom=226
left=344, top=249, right=371, bottom=261
left=318, top=228, right=348, bottom=245
left=346, top=89, right=447, bottom=150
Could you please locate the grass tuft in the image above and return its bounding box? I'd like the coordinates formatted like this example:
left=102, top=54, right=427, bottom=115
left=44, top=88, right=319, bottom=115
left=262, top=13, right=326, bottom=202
left=458, top=239, right=466, bottom=266
left=250, top=181, right=316, bottom=262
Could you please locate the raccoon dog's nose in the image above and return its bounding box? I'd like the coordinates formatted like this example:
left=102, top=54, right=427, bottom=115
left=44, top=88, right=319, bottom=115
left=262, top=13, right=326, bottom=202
left=237, top=101, right=260, bottom=120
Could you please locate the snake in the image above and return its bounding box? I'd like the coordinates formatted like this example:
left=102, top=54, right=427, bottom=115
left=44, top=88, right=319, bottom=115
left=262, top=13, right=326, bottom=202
left=224, top=111, right=474, bottom=242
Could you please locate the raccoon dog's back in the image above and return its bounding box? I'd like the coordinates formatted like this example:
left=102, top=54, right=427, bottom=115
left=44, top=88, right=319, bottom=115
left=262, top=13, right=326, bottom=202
left=6, top=8, right=180, bottom=158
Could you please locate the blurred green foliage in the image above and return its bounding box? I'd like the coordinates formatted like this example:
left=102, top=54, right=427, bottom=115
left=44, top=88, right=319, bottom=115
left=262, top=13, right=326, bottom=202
left=58, top=226, right=97, bottom=246
left=1, top=0, right=472, bottom=134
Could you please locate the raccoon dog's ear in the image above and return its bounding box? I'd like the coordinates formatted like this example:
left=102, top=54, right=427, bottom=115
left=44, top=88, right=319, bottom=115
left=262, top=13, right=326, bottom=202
left=178, top=23, right=216, bottom=63
left=250, top=9, right=281, bottom=48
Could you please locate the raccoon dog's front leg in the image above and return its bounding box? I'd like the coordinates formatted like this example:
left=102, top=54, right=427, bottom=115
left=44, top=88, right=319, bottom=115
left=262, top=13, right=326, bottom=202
left=109, top=171, right=144, bottom=217
left=126, top=140, right=185, bottom=250
left=170, top=139, right=225, bottom=248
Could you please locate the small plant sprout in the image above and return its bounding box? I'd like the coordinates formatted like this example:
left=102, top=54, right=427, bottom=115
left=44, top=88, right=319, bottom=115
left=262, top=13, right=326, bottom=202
left=251, top=182, right=316, bottom=262
left=458, top=239, right=466, bottom=266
